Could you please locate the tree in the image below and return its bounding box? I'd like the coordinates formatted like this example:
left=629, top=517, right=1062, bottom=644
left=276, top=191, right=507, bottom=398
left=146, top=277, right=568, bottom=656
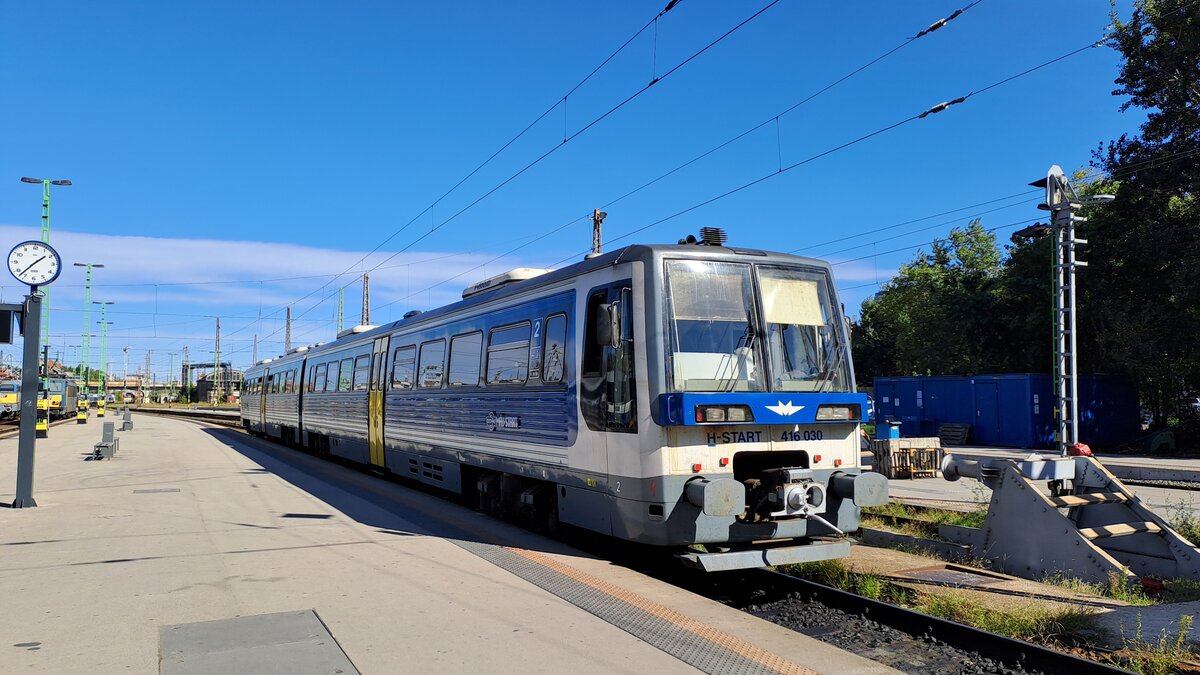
left=854, top=220, right=1013, bottom=381
left=1082, top=0, right=1200, bottom=422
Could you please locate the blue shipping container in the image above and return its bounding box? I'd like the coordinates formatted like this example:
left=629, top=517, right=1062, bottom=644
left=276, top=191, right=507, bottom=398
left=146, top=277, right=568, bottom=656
left=871, top=374, right=1139, bottom=449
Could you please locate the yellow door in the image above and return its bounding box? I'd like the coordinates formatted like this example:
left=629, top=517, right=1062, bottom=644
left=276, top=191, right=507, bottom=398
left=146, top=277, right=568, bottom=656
left=368, top=337, right=389, bottom=467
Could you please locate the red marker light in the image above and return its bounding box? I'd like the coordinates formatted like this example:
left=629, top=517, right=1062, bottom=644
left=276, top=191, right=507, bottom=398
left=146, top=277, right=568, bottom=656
left=814, top=454, right=822, bottom=464
left=692, top=463, right=702, bottom=473
left=834, top=458, right=842, bottom=467
left=719, top=457, right=729, bottom=467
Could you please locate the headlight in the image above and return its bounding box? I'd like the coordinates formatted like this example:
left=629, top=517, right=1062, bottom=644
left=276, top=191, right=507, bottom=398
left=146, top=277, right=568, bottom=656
left=815, top=404, right=861, bottom=421
left=694, top=405, right=754, bottom=423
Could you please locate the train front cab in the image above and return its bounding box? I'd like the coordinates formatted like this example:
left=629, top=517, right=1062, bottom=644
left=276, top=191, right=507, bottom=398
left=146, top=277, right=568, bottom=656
left=571, top=250, right=888, bottom=571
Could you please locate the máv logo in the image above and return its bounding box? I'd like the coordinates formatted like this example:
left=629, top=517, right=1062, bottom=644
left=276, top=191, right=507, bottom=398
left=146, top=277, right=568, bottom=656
left=765, top=401, right=804, bottom=416
left=485, top=411, right=521, bottom=431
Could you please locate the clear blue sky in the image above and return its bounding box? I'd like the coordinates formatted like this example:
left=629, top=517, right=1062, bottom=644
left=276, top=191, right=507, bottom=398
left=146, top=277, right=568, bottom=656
left=0, top=1, right=1143, bottom=381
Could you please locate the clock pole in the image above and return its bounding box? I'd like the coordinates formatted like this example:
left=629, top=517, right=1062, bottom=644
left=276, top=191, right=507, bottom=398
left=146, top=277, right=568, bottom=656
left=12, top=288, right=42, bottom=507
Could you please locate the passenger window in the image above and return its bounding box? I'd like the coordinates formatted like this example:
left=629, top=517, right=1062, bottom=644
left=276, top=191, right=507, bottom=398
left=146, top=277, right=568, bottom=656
left=314, top=364, right=327, bottom=392
left=352, top=355, right=371, bottom=391
left=284, top=371, right=294, bottom=393
left=582, top=290, right=607, bottom=376
left=391, top=346, right=415, bottom=390
left=339, top=358, right=354, bottom=391
left=418, top=340, right=446, bottom=388
left=486, top=323, right=529, bottom=384
left=448, top=332, right=482, bottom=386
left=306, top=367, right=314, bottom=393
left=325, top=361, right=339, bottom=392
left=543, top=314, right=567, bottom=383
left=371, top=352, right=383, bottom=388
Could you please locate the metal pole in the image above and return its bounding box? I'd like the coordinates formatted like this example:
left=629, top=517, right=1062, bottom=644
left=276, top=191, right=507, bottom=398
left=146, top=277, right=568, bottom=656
left=214, top=318, right=221, bottom=403
left=39, top=181, right=51, bottom=362
left=1038, top=165, right=1092, bottom=455
left=13, top=292, right=42, bottom=507
left=97, top=304, right=112, bottom=399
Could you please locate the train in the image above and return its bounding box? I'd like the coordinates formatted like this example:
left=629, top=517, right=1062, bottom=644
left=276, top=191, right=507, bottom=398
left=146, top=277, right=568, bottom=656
left=0, top=377, right=80, bottom=420
left=241, top=234, right=887, bottom=571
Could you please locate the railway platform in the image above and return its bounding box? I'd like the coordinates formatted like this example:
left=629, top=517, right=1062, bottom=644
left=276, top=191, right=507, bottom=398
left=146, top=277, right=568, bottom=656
left=0, top=414, right=897, bottom=674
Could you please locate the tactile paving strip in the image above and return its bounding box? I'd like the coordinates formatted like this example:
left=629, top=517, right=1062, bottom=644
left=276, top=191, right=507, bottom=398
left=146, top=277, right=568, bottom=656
left=454, top=540, right=815, bottom=675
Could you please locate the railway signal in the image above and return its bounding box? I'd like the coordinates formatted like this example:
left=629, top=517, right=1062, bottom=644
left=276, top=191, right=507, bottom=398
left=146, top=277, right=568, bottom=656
left=1028, top=166, right=1114, bottom=456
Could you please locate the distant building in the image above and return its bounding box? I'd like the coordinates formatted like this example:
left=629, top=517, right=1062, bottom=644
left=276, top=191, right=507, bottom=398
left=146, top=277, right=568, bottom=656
left=196, top=368, right=244, bottom=404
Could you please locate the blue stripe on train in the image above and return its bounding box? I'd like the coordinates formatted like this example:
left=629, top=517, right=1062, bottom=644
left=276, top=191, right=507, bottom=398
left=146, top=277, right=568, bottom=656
left=656, top=392, right=868, bottom=426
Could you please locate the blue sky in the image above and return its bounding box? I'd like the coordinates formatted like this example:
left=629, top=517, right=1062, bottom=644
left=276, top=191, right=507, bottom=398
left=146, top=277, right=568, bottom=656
left=0, top=1, right=1144, bottom=381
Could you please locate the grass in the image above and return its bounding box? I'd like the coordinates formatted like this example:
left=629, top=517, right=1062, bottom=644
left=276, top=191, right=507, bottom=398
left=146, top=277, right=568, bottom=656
left=1043, top=571, right=1156, bottom=607
left=1167, top=500, right=1200, bottom=545
left=915, top=592, right=1097, bottom=643
left=779, top=559, right=1200, bottom=673
left=862, top=501, right=988, bottom=537
left=777, top=559, right=1095, bottom=645
left=1106, top=615, right=1199, bottom=675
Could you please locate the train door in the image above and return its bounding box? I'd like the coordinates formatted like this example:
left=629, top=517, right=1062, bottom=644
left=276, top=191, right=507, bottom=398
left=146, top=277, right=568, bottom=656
left=580, top=282, right=638, bottom=435
left=259, top=373, right=267, bottom=430
left=368, top=336, right=390, bottom=468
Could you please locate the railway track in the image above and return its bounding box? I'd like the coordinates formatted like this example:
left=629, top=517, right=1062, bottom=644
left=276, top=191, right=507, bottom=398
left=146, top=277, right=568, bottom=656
left=656, top=565, right=1128, bottom=675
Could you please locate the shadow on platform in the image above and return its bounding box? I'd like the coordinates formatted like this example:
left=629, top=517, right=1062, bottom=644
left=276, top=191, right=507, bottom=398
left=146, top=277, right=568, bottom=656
left=199, top=428, right=580, bottom=559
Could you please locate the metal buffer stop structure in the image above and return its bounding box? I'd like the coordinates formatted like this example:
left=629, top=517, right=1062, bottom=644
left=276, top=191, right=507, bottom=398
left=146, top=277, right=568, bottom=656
left=937, top=165, right=1200, bottom=585
left=941, top=454, right=1200, bottom=585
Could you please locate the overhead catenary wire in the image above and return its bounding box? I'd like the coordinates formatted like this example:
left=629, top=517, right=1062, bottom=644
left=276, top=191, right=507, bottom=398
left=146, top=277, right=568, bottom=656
left=293, top=0, right=691, bottom=310
left=544, top=35, right=1117, bottom=267
left=126, top=3, right=1200, bottom=364
left=48, top=2, right=986, bottom=366
left=338, top=2, right=991, bottom=319
left=243, top=1, right=784, bottom=353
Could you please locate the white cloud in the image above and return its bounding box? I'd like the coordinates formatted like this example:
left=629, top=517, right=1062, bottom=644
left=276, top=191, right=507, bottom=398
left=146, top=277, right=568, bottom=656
left=0, top=225, right=530, bottom=373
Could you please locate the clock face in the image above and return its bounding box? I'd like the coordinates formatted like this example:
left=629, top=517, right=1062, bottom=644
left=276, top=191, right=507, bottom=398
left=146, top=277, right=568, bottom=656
left=8, top=241, right=62, bottom=286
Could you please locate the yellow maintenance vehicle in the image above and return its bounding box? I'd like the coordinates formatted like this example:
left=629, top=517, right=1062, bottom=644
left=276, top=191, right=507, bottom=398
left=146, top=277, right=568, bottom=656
left=35, top=397, right=49, bottom=437
left=0, top=381, right=19, bottom=420
left=45, top=378, right=79, bottom=420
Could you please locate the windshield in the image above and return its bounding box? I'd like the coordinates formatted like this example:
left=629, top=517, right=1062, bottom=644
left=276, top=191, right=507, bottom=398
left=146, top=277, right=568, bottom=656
left=758, top=265, right=849, bottom=392
left=665, top=259, right=850, bottom=393
left=666, top=260, right=765, bottom=392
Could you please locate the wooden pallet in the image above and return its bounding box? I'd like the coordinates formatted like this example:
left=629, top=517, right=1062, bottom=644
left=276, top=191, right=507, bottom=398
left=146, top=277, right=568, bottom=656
left=938, top=423, right=971, bottom=446
left=870, top=438, right=944, bottom=479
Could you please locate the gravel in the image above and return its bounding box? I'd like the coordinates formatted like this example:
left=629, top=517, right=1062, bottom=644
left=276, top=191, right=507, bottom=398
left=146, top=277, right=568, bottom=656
left=729, top=587, right=1045, bottom=675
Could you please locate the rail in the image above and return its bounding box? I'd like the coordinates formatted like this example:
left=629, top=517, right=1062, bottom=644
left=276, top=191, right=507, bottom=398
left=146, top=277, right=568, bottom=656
left=750, top=568, right=1128, bottom=674
left=132, top=407, right=243, bottom=428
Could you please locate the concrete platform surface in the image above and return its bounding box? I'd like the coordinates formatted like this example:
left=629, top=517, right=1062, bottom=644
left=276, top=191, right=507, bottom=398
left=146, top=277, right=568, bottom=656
left=0, top=414, right=897, bottom=674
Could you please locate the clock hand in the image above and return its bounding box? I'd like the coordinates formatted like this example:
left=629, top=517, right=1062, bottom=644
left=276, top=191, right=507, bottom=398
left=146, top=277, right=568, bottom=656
left=20, top=256, right=47, bottom=276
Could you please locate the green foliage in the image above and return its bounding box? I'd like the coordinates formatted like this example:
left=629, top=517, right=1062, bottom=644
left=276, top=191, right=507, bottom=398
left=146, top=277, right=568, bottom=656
left=915, top=593, right=1097, bottom=643
left=1107, top=614, right=1198, bottom=675
left=854, top=220, right=1029, bottom=378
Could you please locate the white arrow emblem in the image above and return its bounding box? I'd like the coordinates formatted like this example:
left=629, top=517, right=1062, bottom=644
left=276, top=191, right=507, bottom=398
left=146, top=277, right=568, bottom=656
left=765, top=401, right=804, bottom=416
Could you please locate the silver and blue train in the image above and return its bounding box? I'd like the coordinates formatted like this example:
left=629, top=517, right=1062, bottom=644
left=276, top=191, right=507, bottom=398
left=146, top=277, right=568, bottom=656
left=241, top=237, right=887, bottom=570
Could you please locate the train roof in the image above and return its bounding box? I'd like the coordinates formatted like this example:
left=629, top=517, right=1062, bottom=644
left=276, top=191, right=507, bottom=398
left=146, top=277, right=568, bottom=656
left=250, top=242, right=835, bottom=370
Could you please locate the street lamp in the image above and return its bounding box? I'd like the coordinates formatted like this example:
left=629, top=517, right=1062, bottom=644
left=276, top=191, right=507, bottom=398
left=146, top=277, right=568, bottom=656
left=20, top=176, right=72, bottom=369
left=73, top=263, right=104, bottom=394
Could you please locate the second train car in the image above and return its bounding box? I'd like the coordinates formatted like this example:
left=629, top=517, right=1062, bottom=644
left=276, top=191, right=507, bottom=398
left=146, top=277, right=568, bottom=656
left=242, top=236, right=887, bottom=570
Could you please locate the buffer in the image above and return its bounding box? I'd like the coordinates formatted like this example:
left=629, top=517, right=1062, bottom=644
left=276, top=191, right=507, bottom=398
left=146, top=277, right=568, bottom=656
left=940, top=454, right=1200, bottom=585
